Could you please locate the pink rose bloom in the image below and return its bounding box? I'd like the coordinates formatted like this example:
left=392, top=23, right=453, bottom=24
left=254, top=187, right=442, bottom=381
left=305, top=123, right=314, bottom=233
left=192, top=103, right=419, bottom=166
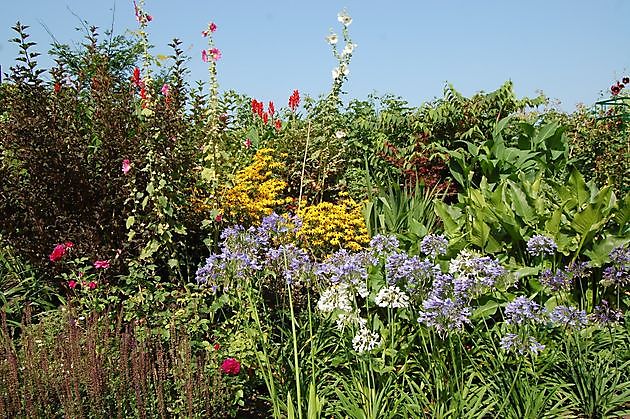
left=68, top=280, right=77, bottom=289
left=49, top=244, right=66, bottom=262
left=94, top=260, right=110, bottom=269
left=220, top=358, right=241, bottom=375
left=122, top=159, right=131, bottom=174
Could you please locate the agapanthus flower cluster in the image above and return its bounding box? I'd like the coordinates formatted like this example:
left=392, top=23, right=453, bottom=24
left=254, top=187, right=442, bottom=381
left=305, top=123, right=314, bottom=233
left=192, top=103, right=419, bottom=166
left=374, top=285, right=410, bottom=309
left=420, top=234, right=448, bottom=259
left=549, top=305, right=588, bottom=330
left=368, top=234, right=399, bottom=263
left=266, top=244, right=312, bottom=284
left=500, top=333, right=545, bottom=356
left=526, top=234, right=557, bottom=257
left=385, top=252, right=440, bottom=291
left=315, top=248, right=369, bottom=286
left=351, top=327, right=381, bottom=354
left=540, top=268, right=571, bottom=292
left=448, top=250, right=505, bottom=298
left=417, top=295, right=471, bottom=336
left=317, top=283, right=354, bottom=313
left=504, top=297, right=545, bottom=325
left=589, top=300, right=623, bottom=325
left=335, top=310, right=366, bottom=331
left=601, top=245, right=629, bottom=287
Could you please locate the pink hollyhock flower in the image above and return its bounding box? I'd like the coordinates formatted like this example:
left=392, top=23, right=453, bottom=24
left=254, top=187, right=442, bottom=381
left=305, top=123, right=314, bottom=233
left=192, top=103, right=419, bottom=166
left=88, top=281, right=97, bottom=290
left=161, top=84, right=170, bottom=96
left=220, top=358, right=241, bottom=375
left=201, top=50, right=208, bottom=63
left=49, top=244, right=66, bottom=262
left=612, top=84, right=621, bottom=96
left=209, top=48, right=222, bottom=61
left=122, top=159, right=131, bottom=174
left=94, top=260, right=110, bottom=269
left=210, top=22, right=217, bottom=32
left=68, top=280, right=77, bottom=289
left=146, top=15, right=153, bottom=22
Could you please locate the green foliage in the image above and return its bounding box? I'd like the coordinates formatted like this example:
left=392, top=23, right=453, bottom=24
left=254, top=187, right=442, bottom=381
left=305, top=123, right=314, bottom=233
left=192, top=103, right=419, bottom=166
left=434, top=116, right=569, bottom=190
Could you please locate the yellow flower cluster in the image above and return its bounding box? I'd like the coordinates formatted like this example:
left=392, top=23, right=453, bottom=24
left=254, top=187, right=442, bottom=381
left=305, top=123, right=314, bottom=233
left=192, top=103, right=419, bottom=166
left=222, top=148, right=290, bottom=223
left=297, top=196, right=369, bottom=258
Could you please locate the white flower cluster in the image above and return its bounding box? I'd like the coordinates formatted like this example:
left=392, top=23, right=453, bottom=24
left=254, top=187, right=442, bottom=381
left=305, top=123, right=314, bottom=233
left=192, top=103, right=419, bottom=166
left=335, top=310, right=367, bottom=331
left=317, top=283, right=353, bottom=313
left=352, top=327, right=381, bottom=354
left=374, top=286, right=410, bottom=309
left=332, top=64, right=349, bottom=80
left=337, top=10, right=352, bottom=26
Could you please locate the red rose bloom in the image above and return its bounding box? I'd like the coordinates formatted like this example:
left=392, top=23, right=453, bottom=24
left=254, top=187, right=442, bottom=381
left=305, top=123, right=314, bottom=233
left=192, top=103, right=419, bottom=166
left=49, top=244, right=66, bottom=262
left=220, top=358, right=241, bottom=375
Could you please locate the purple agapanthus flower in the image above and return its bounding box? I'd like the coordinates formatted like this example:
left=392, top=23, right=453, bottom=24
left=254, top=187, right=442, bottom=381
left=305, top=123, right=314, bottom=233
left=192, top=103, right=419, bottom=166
left=420, top=234, right=449, bottom=259
left=504, top=296, right=544, bottom=325
left=549, top=305, right=588, bottom=330
left=526, top=234, right=558, bottom=257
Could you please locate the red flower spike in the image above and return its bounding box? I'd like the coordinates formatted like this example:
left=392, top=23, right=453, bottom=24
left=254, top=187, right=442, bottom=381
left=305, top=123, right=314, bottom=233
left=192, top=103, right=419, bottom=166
left=275, top=119, right=282, bottom=131
left=262, top=112, right=269, bottom=124
left=289, top=89, right=300, bottom=111
left=268, top=101, right=275, bottom=116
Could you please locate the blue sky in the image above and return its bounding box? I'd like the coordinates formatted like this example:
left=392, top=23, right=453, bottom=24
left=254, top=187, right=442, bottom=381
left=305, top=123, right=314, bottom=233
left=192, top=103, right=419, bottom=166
left=1, top=1, right=628, bottom=111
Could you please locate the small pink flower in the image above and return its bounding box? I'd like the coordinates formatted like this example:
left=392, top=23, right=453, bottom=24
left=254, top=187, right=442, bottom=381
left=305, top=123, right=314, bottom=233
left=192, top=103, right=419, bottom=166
left=161, top=84, right=169, bottom=96
left=68, top=280, right=77, bottom=289
left=146, top=15, right=153, bottom=22
left=213, top=343, right=220, bottom=351
left=210, top=22, right=217, bottom=32
left=220, top=358, right=241, bottom=375
left=201, top=50, right=208, bottom=63
left=64, top=241, right=74, bottom=248
left=94, top=260, right=110, bottom=269
left=244, top=138, right=252, bottom=149
left=88, top=281, right=97, bottom=290
left=209, top=48, right=222, bottom=61
left=122, top=159, right=131, bottom=174
left=215, top=213, right=223, bottom=222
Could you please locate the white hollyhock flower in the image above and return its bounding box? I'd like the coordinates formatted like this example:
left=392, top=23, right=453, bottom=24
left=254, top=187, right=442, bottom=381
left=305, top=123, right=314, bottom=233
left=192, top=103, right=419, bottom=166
left=337, top=10, right=352, bottom=26
left=342, top=43, right=357, bottom=56
left=326, top=33, right=338, bottom=45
